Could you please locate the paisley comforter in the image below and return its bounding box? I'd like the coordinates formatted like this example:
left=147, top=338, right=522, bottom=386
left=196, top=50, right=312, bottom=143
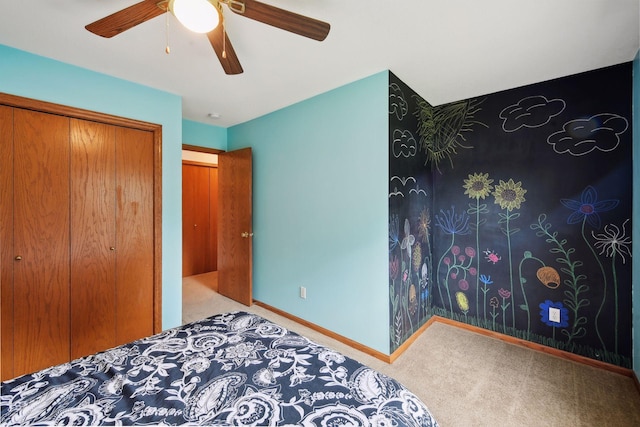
left=0, top=311, right=438, bottom=426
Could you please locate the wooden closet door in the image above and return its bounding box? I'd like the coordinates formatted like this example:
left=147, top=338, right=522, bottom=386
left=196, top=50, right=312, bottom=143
left=70, top=119, right=117, bottom=359
left=115, top=126, right=154, bottom=345
left=12, top=109, right=71, bottom=377
left=182, top=164, right=211, bottom=277
left=0, top=106, right=14, bottom=380
left=208, top=167, right=218, bottom=272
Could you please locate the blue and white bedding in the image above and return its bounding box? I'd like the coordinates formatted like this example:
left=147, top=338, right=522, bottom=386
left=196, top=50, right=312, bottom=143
left=1, top=311, right=438, bottom=426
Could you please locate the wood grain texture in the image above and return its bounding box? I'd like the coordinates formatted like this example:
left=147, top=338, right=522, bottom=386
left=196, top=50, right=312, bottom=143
left=0, top=106, right=14, bottom=380
left=0, top=94, right=163, bottom=375
left=235, top=0, right=330, bottom=41
left=70, top=119, right=117, bottom=359
left=206, top=24, right=243, bottom=75
left=209, top=167, right=218, bottom=272
left=182, top=164, right=212, bottom=277
left=115, top=126, right=155, bottom=346
left=85, top=0, right=167, bottom=38
left=12, top=109, right=71, bottom=377
left=217, top=148, right=252, bottom=306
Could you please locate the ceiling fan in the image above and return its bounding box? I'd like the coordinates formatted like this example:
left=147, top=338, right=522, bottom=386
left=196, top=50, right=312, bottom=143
left=85, top=0, right=330, bottom=75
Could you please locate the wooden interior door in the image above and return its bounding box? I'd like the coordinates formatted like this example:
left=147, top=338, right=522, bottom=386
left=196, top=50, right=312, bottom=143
left=70, top=118, right=117, bottom=359
left=12, top=109, right=71, bottom=377
left=217, top=147, right=253, bottom=306
left=115, top=126, right=155, bottom=346
left=182, top=163, right=212, bottom=276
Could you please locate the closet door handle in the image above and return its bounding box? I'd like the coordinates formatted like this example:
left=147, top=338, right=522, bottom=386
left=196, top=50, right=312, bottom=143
left=110, top=247, right=115, bottom=251
left=15, top=255, right=22, bottom=261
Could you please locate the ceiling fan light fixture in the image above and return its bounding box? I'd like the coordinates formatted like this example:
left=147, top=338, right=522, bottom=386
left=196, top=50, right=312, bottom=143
left=169, top=0, right=220, bottom=34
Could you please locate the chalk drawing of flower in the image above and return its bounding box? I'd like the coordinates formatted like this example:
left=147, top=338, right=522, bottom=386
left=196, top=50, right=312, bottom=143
left=389, top=214, right=400, bottom=253
left=389, top=256, right=399, bottom=281
left=560, top=185, right=618, bottom=229
left=456, top=292, right=469, bottom=313
left=493, top=178, right=527, bottom=211
left=463, top=172, right=494, bottom=200
left=498, top=288, right=511, bottom=299
left=435, top=206, right=471, bottom=236
left=539, top=300, right=569, bottom=328
left=409, top=284, right=418, bottom=315
left=536, top=266, right=561, bottom=289
left=400, top=218, right=415, bottom=262
left=417, top=208, right=430, bottom=244
left=412, top=242, right=422, bottom=273
left=592, top=219, right=632, bottom=264
left=479, top=275, right=493, bottom=286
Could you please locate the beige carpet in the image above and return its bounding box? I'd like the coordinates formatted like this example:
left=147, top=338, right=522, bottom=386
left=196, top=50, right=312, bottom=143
left=183, top=272, right=640, bottom=426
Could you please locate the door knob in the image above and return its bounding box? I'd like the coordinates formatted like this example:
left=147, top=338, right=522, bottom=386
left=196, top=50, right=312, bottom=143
left=15, top=255, right=22, bottom=261
left=110, top=247, right=115, bottom=251
left=241, top=232, right=254, bottom=238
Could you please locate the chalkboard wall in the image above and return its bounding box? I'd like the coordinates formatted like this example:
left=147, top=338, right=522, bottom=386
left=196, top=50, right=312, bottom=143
left=388, top=63, right=633, bottom=367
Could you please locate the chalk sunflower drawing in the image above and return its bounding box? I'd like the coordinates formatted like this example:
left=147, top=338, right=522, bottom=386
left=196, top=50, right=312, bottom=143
left=493, top=178, right=527, bottom=329
left=463, top=172, right=494, bottom=200
left=493, top=179, right=527, bottom=211
left=414, top=97, right=486, bottom=173
left=464, top=172, right=494, bottom=317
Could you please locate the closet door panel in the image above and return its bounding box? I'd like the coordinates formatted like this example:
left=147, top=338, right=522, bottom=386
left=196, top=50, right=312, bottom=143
left=12, top=109, right=70, bottom=376
left=182, top=164, right=211, bottom=277
left=208, top=167, right=218, bottom=272
left=0, top=106, right=14, bottom=380
left=115, top=126, right=154, bottom=345
left=70, top=119, right=117, bottom=359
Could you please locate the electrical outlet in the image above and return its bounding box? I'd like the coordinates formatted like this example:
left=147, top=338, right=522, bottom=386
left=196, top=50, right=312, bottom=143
left=549, top=307, right=561, bottom=323
left=300, top=286, right=307, bottom=299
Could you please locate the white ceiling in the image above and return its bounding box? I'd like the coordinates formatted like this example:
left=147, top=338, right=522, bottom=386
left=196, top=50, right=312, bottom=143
left=1, top=0, right=638, bottom=128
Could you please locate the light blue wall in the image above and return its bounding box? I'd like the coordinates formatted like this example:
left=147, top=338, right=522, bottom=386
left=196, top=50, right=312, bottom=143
left=0, top=44, right=183, bottom=330
left=228, top=72, right=391, bottom=353
left=633, top=51, right=639, bottom=376
left=182, top=119, right=227, bottom=149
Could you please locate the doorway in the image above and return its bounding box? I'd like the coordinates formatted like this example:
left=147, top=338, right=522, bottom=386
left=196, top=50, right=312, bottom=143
left=182, top=146, right=220, bottom=294
left=181, top=146, right=253, bottom=323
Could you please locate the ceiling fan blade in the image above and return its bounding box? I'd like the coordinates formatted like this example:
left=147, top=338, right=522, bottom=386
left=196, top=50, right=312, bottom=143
left=230, top=0, right=330, bottom=41
left=207, top=25, right=244, bottom=75
left=86, top=0, right=167, bottom=38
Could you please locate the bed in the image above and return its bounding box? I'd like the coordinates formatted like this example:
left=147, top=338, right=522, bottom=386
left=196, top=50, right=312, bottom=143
left=0, top=311, right=438, bottom=426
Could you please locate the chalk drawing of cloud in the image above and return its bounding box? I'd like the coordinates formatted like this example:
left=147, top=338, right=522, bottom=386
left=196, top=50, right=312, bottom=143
left=392, top=129, right=417, bottom=158
left=499, top=95, right=566, bottom=132
left=389, top=83, right=408, bottom=120
left=547, top=113, right=628, bottom=156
